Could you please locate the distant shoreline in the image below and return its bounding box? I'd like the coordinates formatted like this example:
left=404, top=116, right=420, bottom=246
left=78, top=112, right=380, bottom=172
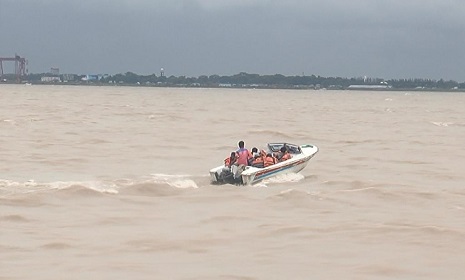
left=3, top=81, right=465, bottom=92
left=2, top=71, right=464, bottom=91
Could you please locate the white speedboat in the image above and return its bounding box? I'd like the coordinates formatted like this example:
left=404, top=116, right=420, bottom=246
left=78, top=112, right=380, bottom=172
left=210, top=143, right=318, bottom=185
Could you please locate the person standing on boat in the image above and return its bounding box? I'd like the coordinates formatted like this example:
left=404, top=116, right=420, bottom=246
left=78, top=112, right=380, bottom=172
left=236, top=140, right=249, bottom=166
left=230, top=140, right=249, bottom=180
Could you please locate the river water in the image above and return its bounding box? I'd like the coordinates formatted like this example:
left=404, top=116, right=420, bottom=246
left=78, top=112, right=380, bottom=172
left=1, top=84, right=464, bottom=279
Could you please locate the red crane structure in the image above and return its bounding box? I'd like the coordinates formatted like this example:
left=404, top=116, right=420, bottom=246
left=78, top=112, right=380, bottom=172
left=0, top=54, right=28, bottom=82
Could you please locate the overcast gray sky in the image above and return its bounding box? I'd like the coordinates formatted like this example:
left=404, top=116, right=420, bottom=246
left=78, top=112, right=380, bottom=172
left=1, top=0, right=464, bottom=80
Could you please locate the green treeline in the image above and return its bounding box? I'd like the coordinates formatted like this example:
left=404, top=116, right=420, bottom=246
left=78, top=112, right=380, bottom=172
left=101, top=72, right=464, bottom=90
left=7, top=72, right=465, bottom=90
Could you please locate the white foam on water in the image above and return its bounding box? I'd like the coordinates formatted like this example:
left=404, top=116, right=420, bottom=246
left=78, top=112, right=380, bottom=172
left=49, top=180, right=119, bottom=194
left=262, top=173, right=305, bottom=184
left=279, top=188, right=295, bottom=194
left=431, top=121, right=453, bottom=127
left=0, top=179, right=119, bottom=195
left=150, top=173, right=199, bottom=189
left=251, top=182, right=268, bottom=188
left=0, top=174, right=201, bottom=197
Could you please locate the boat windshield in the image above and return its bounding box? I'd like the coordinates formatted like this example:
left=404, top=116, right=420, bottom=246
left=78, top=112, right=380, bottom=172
left=267, top=143, right=301, bottom=154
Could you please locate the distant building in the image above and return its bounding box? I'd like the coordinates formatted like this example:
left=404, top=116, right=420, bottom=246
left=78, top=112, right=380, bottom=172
left=62, top=74, right=75, bottom=82
left=50, top=67, right=59, bottom=75
left=82, top=75, right=99, bottom=81
left=347, top=85, right=391, bottom=90
left=81, top=74, right=108, bottom=81
left=41, top=76, right=61, bottom=83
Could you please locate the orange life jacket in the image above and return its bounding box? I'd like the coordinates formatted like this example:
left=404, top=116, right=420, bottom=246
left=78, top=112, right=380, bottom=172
left=224, top=155, right=236, bottom=167
left=251, top=156, right=264, bottom=168
left=280, top=152, right=291, bottom=162
left=264, top=155, right=277, bottom=167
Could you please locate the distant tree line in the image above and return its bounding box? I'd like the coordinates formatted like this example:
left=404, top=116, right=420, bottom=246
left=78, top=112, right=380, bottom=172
left=3, top=72, right=464, bottom=90
left=99, top=72, right=465, bottom=89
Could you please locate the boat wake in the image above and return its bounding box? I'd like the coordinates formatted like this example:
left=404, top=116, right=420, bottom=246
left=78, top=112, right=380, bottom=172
left=148, top=174, right=199, bottom=189
left=0, top=174, right=203, bottom=198
left=261, top=172, right=305, bottom=185
left=0, top=171, right=309, bottom=198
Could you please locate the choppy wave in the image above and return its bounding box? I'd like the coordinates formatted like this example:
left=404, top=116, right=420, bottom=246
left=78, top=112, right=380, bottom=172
left=0, top=214, right=30, bottom=222
left=246, top=129, right=292, bottom=138
left=40, top=242, right=73, bottom=250
left=0, top=174, right=202, bottom=198
left=0, top=179, right=118, bottom=196
left=260, top=172, right=305, bottom=186
left=117, top=175, right=200, bottom=197
left=430, top=121, right=454, bottom=127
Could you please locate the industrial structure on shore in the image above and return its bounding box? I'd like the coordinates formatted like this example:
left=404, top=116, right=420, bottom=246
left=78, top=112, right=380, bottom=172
left=0, top=54, right=28, bottom=82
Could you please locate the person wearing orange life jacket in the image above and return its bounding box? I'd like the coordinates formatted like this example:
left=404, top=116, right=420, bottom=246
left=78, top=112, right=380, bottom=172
left=251, top=151, right=264, bottom=168
left=224, top=152, right=237, bottom=167
left=219, top=152, right=236, bottom=176
left=216, top=151, right=241, bottom=183
left=248, top=147, right=259, bottom=166
left=264, top=153, right=277, bottom=167
left=257, top=150, right=269, bottom=167
left=276, top=146, right=291, bottom=162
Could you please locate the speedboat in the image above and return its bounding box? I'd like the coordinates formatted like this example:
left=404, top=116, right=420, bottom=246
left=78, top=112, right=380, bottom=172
left=210, top=143, right=318, bottom=185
